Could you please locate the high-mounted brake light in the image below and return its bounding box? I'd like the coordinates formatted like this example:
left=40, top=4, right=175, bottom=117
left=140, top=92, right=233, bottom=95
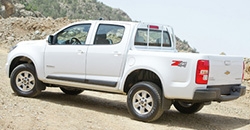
left=196, top=60, right=209, bottom=84
left=148, top=25, right=159, bottom=30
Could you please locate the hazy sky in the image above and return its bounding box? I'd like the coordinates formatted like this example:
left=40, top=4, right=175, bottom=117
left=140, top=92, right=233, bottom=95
left=98, top=0, right=250, bottom=57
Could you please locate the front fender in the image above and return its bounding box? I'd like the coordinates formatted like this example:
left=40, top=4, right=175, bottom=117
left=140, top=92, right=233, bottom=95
left=6, top=40, right=47, bottom=80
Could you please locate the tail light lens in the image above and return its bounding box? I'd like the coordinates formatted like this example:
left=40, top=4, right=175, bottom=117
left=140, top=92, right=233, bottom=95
left=196, top=60, right=209, bottom=84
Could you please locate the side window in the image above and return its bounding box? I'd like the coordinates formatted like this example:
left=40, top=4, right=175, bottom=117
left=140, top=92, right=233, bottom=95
left=162, top=31, right=171, bottom=47
left=55, top=24, right=91, bottom=45
left=94, top=24, right=125, bottom=45
left=135, top=29, right=147, bottom=45
left=134, top=29, right=171, bottom=47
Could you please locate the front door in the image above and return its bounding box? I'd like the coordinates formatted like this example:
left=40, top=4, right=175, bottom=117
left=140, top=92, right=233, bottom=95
left=44, top=24, right=91, bottom=83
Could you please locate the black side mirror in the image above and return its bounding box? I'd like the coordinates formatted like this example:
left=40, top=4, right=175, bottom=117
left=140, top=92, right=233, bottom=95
left=48, top=35, right=54, bottom=44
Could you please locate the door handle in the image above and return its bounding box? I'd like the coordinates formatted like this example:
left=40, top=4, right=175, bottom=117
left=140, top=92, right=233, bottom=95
left=77, top=50, right=84, bottom=55
left=114, top=51, right=121, bottom=56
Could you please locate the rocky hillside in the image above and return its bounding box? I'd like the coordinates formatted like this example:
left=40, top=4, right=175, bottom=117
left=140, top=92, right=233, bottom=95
left=0, top=0, right=131, bottom=21
left=0, top=17, right=76, bottom=48
left=176, top=37, right=197, bottom=53
left=0, top=16, right=197, bottom=52
left=0, top=0, right=197, bottom=53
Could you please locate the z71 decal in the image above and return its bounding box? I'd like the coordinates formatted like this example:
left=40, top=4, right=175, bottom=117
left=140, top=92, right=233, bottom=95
left=171, top=60, right=187, bottom=67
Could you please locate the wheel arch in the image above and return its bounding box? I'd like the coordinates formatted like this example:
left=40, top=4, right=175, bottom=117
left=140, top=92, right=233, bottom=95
left=8, top=56, right=36, bottom=77
left=123, top=69, right=163, bottom=94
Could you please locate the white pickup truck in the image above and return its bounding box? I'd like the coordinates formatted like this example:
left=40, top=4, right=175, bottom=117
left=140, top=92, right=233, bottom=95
left=6, top=20, right=246, bottom=122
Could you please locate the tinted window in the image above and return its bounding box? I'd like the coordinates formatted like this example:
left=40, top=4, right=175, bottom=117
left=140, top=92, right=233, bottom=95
left=94, top=24, right=125, bottom=45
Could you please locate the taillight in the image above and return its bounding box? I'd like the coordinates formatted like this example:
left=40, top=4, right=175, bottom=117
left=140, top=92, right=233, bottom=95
left=196, top=60, right=209, bottom=84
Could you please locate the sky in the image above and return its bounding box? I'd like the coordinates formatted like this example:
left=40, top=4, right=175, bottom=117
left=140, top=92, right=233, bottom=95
left=98, top=0, right=250, bottom=57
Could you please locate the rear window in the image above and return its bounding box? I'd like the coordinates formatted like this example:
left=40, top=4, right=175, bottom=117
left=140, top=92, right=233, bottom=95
left=135, top=29, right=171, bottom=47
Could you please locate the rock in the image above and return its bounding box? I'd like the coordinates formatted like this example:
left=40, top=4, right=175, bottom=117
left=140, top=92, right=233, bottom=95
left=35, top=30, right=40, bottom=35
left=19, top=9, right=35, bottom=17
left=34, top=11, right=44, bottom=18
left=41, top=32, right=47, bottom=37
left=14, top=3, right=25, bottom=10
left=6, top=36, right=14, bottom=42
left=0, top=0, right=15, bottom=18
left=31, top=35, right=40, bottom=40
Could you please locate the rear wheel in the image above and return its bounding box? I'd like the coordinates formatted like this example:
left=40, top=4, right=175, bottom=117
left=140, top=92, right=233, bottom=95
left=10, top=64, right=45, bottom=97
left=60, top=87, right=84, bottom=95
left=174, top=101, right=204, bottom=114
left=127, top=81, right=164, bottom=122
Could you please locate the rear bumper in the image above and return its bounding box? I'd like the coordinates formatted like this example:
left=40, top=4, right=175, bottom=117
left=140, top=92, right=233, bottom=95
left=193, top=85, right=246, bottom=102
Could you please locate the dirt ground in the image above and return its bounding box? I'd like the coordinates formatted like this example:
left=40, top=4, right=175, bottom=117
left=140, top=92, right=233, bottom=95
left=0, top=48, right=249, bottom=130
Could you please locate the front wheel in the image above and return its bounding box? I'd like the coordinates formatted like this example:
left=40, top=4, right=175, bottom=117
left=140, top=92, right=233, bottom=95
left=173, top=101, right=204, bottom=114
left=127, top=81, right=164, bottom=122
left=10, top=64, right=45, bottom=97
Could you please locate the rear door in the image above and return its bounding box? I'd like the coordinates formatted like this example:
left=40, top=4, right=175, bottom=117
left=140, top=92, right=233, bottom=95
left=85, top=23, right=131, bottom=87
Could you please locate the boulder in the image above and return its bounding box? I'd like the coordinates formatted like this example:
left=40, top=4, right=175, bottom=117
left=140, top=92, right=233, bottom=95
left=14, top=3, right=25, bottom=10
left=19, top=9, right=35, bottom=17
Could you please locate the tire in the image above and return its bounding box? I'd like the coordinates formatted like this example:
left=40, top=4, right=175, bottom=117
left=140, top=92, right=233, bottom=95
left=173, top=101, right=204, bottom=114
left=60, top=87, right=83, bottom=95
left=10, top=64, right=45, bottom=97
left=127, top=81, right=164, bottom=122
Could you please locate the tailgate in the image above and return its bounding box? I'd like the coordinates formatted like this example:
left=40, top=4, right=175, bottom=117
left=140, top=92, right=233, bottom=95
left=208, top=55, right=243, bottom=85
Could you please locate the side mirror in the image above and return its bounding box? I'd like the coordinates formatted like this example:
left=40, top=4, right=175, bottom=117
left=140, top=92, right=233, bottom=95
left=48, top=35, right=54, bottom=44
